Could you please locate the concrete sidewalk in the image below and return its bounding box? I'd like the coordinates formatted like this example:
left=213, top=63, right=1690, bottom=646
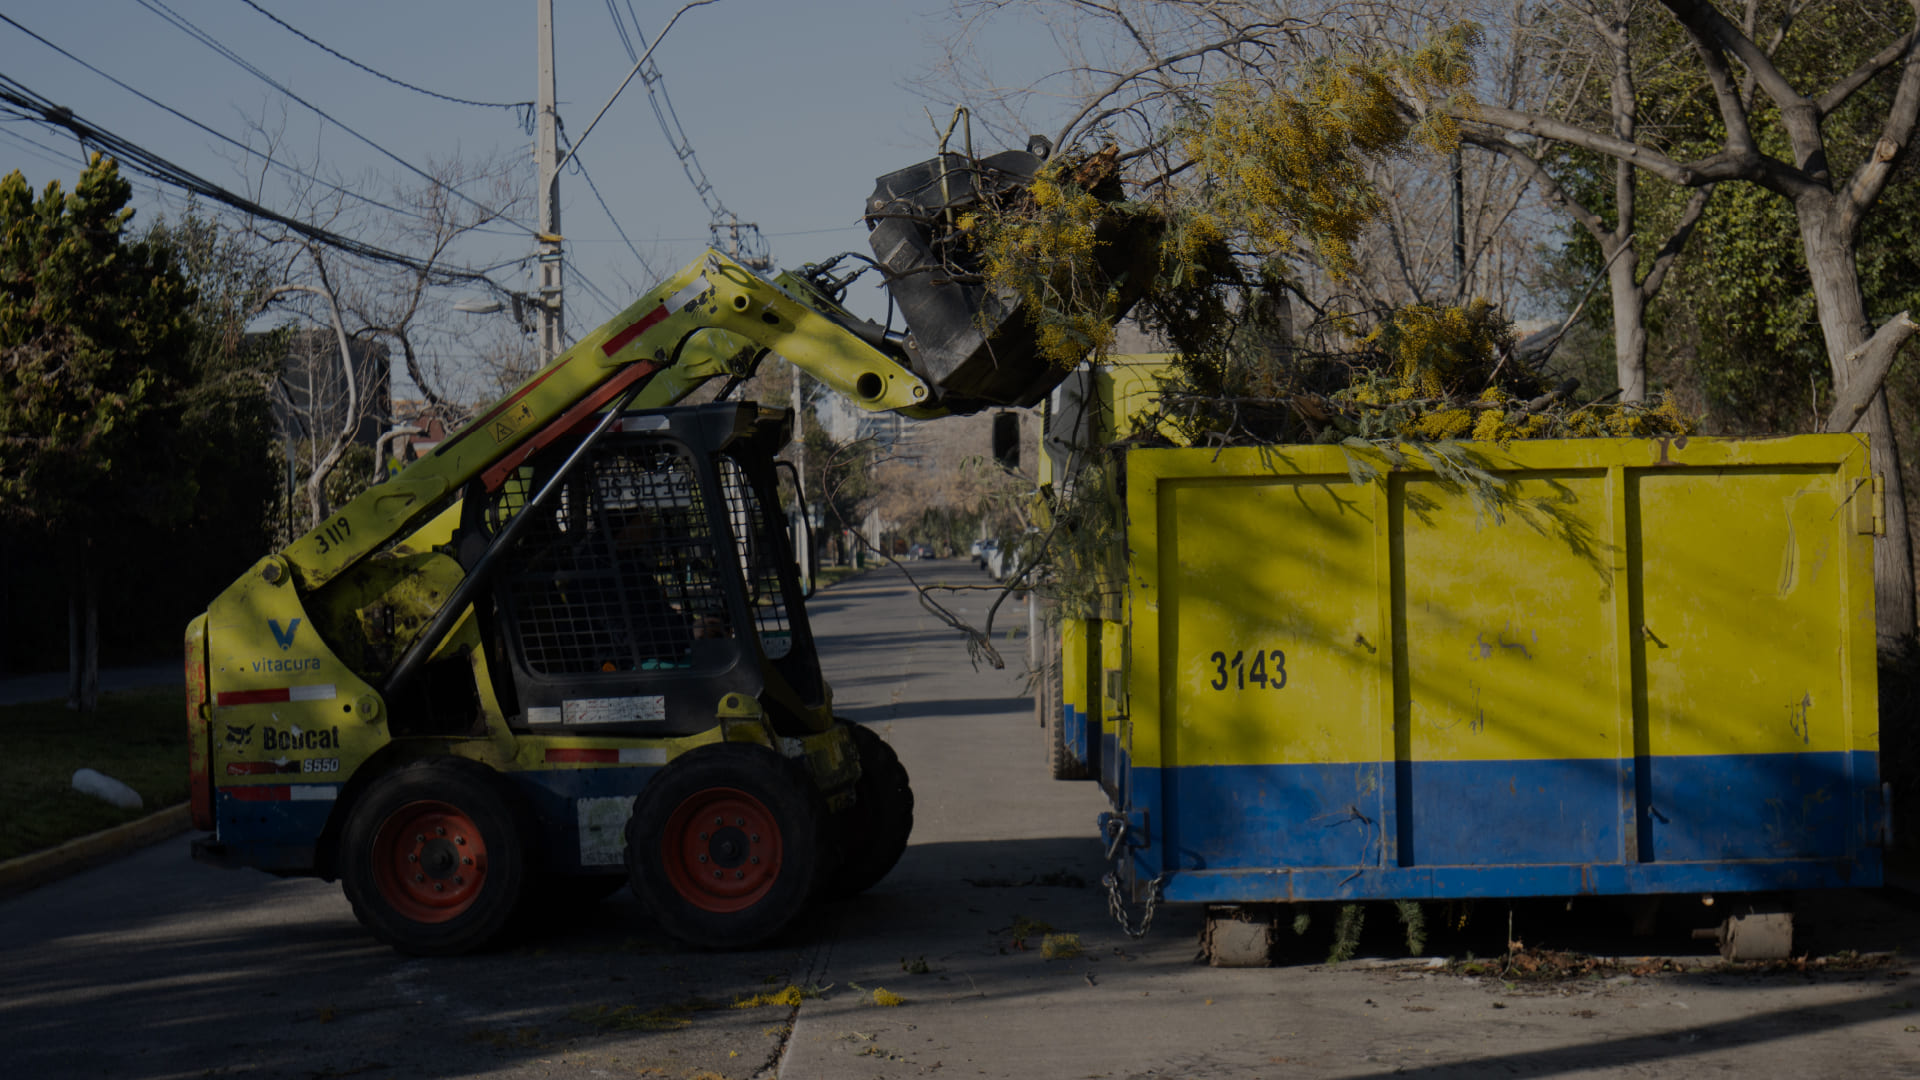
left=0, top=662, right=181, bottom=707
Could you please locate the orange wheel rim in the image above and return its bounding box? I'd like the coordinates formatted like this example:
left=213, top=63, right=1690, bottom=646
left=661, top=787, right=782, bottom=913
left=370, top=800, right=488, bottom=923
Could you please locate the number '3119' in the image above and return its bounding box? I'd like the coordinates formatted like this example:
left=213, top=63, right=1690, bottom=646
left=1208, top=649, right=1287, bottom=690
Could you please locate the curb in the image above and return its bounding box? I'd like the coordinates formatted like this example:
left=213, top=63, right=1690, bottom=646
left=814, top=567, right=876, bottom=591
left=0, top=803, right=191, bottom=899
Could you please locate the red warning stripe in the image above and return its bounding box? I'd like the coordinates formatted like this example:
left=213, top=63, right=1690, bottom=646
left=228, top=785, right=290, bottom=802
left=600, top=305, right=670, bottom=357
left=227, top=761, right=296, bottom=776
left=479, top=358, right=663, bottom=491
left=433, top=362, right=569, bottom=457
left=546, top=748, right=618, bottom=764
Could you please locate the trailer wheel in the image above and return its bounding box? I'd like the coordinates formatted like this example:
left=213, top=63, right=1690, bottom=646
left=339, top=759, right=529, bottom=956
left=826, top=722, right=914, bottom=900
left=625, top=743, right=824, bottom=948
left=1043, top=633, right=1093, bottom=780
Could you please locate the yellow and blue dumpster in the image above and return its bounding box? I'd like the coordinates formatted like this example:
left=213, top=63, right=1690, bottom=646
left=1102, top=434, right=1888, bottom=903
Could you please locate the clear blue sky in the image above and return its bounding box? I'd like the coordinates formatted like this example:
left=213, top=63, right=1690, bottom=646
left=1, top=1, right=1067, bottom=338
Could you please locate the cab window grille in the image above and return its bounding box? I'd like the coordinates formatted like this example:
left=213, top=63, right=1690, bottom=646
left=494, top=441, right=734, bottom=675
left=718, top=456, right=793, bottom=657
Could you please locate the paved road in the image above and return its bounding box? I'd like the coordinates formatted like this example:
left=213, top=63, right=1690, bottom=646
left=3, top=562, right=1919, bottom=1079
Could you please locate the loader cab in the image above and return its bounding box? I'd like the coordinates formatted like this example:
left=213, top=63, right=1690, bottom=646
left=458, top=402, right=826, bottom=737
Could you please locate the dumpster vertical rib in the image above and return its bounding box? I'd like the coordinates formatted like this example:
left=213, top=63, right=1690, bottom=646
left=1371, top=472, right=1397, bottom=872
left=1624, top=469, right=1655, bottom=864
left=1385, top=472, right=1414, bottom=869
left=1608, top=464, right=1640, bottom=866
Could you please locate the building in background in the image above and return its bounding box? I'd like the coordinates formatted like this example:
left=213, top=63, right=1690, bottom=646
left=263, top=328, right=391, bottom=453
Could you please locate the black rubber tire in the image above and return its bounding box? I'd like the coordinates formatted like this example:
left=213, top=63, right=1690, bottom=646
left=625, top=742, right=825, bottom=949
left=338, top=758, right=531, bottom=956
left=1043, top=632, right=1094, bottom=780
left=826, top=723, right=914, bottom=899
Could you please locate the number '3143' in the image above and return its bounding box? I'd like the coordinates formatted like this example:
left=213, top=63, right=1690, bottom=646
left=1208, top=649, right=1287, bottom=690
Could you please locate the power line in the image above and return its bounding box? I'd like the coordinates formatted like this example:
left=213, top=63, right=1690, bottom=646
left=0, top=123, right=85, bottom=172
left=0, top=118, right=179, bottom=206
left=652, top=224, right=865, bottom=243
left=131, top=0, right=537, bottom=236
left=235, top=0, right=535, bottom=128
left=0, top=74, right=511, bottom=293
left=603, top=0, right=639, bottom=62
left=0, top=12, right=528, bottom=241
left=564, top=258, right=622, bottom=315
left=557, top=121, right=655, bottom=279
left=571, top=152, right=656, bottom=279
left=607, top=0, right=770, bottom=267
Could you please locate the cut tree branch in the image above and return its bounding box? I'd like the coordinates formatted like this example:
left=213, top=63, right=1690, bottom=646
left=1051, top=22, right=1298, bottom=150
left=1841, top=12, right=1920, bottom=229
left=1640, top=184, right=1716, bottom=296
left=1816, top=30, right=1916, bottom=116
left=1450, top=102, right=1697, bottom=186
left=1824, top=310, right=1919, bottom=433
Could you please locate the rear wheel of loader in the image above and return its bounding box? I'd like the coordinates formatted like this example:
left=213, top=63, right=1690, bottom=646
left=339, top=759, right=530, bottom=956
left=825, top=722, right=913, bottom=900
left=625, top=743, right=825, bottom=948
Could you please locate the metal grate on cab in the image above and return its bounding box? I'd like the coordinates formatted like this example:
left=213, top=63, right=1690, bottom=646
left=719, top=457, right=792, bottom=657
left=494, top=440, right=734, bottom=676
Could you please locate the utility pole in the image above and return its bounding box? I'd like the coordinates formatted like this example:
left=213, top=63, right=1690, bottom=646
left=536, top=0, right=564, bottom=362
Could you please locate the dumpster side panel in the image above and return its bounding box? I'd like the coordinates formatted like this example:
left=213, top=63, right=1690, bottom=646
left=1637, top=468, right=1861, bottom=863
left=1123, top=436, right=1882, bottom=903
left=1397, top=470, right=1624, bottom=868
left=1129, top=462, right=1391, bottom=876
left=1059, top=616, right=1095, bottom=774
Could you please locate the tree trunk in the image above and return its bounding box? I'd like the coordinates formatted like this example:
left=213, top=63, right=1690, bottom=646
left=66, top=576, right=80, bottom=711
left=65, top=550, right=100, bottom=713
left=1862, top=395, right=1915, bottom=645
left=1606, top=242, right=1648, bottom=403
left=1800, top=196, right=1917, bottom=648
left=306, top=464, right=328, bottom=533
left=81, top=562, right=99, bottom=713
left=1603, top=3, right=1647, bottom=405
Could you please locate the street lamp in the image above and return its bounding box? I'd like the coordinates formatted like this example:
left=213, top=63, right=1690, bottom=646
left=456, top=293, right=541, bottom=335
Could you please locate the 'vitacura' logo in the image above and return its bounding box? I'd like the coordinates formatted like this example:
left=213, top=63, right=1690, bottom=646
left=269, top=618, right=301, bottom=651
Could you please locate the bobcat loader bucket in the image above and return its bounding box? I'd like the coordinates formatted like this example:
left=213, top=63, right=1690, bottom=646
left=864, top=145, right=1159, bottom=415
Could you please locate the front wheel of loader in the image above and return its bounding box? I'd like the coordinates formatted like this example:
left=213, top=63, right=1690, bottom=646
left=625, top=743, right=825, bottom=949
left=825, top=722, right=913, bottom=900
left=339, top=759, right=530, bottom=956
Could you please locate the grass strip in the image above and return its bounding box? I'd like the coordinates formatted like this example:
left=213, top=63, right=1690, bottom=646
left=0, top=688, right=186, bottom=861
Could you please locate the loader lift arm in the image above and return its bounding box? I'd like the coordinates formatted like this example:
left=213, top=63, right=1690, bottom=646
left=281, top=249, right=938, bottom=596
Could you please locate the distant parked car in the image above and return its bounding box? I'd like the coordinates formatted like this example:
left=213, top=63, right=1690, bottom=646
left=972, top=539, right=997, bottom=570
left=907, top=543, right=934, bottom=560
